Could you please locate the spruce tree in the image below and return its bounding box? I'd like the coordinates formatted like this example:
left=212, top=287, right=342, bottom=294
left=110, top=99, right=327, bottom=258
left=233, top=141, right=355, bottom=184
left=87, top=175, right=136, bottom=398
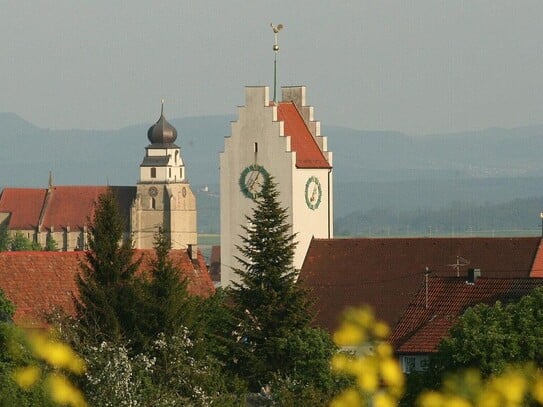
left=229, top=175, right=334, bottom=392
left=143, top=228, right=193, bottom=338
left=75, top=190, right=143, bottom=346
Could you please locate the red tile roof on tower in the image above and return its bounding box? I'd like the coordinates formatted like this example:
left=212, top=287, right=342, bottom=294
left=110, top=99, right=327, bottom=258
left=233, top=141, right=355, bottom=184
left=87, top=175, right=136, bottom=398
left=0, top=249, right=214, bottom=327
left=0, top=188, right=48, bottom=229
left=298, top=237, right=541, bottom=332
left=277, top=102, right=331, bottom=169
left=530, top=239, right=543, bottom=277
left=391, top=277, right=543, bottom=354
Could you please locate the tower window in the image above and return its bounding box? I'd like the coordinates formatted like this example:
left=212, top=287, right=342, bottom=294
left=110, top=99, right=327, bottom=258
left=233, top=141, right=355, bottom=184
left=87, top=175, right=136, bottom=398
left=169, top=168, right=171, bottom=177
left=151, top=168, right=156, bottom=178
left=151, top=197, right=156, bottom=209
left=254, top=142, right=258, bottom=153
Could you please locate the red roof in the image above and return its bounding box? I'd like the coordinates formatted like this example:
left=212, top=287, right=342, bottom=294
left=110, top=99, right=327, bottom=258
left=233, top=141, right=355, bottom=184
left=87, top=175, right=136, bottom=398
left=530, top=240, right=543, bottom=277
left=0, top=249, right=214, bottom=326
left=0, top=188, right=47, bottom=229
left=42, top=186, right=108, bottom=230
left=298, top=237, right=541, bottom=332
left=0, top=186, right=136, bottom=232
left=277, top=102, right=331, bottom=169
left=391, top=277, right=543, bottom=354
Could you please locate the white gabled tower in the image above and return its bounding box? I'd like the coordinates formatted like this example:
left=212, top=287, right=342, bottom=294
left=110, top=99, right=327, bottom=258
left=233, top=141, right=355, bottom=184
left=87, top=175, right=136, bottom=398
left=131, top=103, right=197, bottom=251
left=220, top=85, right=333, bottom=287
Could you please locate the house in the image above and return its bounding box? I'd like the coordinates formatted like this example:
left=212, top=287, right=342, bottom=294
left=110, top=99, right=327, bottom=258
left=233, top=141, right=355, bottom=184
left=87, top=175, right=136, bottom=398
left=0, top=249, right=214, bottom=327
left=298, top=237, right=543, bottom=332
left=390, top=275, right=543, bottom=372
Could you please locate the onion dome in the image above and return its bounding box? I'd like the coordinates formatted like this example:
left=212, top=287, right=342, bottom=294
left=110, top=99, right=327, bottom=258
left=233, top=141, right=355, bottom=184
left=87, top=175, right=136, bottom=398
left=147, top=101, right=177, bottom=145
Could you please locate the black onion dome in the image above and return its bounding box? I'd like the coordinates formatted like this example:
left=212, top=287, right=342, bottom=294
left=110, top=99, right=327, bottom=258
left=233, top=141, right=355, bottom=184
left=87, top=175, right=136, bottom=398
left=147, top=113, right=178, bottom=145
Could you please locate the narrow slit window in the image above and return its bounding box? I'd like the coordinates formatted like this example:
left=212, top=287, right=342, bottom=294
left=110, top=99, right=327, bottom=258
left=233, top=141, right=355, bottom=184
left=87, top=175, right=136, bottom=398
left=254, top=142, right=258, bottom=153
left=151, top=197, right=156, bottom=209
left=150, top=167, right=156, bottom=178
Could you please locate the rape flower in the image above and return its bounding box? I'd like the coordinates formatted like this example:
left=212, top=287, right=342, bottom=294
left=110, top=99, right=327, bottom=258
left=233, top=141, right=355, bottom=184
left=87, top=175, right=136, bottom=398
left=12, top=365, right=41, bottom=390
left=46, top=374, right=87, bottom=407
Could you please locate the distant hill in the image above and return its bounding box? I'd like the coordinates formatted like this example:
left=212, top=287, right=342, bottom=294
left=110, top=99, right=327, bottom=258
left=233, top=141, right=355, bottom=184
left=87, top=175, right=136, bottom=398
left=3, top=112, right=543, bottom=235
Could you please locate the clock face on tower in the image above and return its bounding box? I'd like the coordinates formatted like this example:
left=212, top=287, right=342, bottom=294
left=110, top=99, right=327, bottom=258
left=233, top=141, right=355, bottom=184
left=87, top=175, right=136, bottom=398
left=305, top=176, right=322, bottom=210
left=148, top=186, right=158, bottom=197
left=239, top=164, right=269, bottom=200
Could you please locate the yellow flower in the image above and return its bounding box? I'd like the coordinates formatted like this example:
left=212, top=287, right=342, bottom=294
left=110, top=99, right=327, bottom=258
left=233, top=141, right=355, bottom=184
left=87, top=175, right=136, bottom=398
left=330, top=388, right=363, bottom=407
left=12, top=365, right=41, bottom=390
left=532, top=376, right=543, bottom=404
left=380, top=358, right=404, bottom=389
left=418, top=391, right=444, bottom=407
left=491, top=372, right=526, bottom=405
left=351, top=307, right=375, bottom=329
left=375, top=342, right=393, bottom=359
left=443, top=395, right=472, bottom=407
left=46, top=374, right=87, bottom=407
left=357, top=369, right=379, bottom=393
left=29, top=332, right=86, bottom=374
left=372, top=322, right=390, bottom=339
left=334, top=322, right=366, bottom=346
left=476, top=389, right=501, bottom=407
left=373, top=392, right=395, bottom=407
left=331, top=353, right=350, bottom=372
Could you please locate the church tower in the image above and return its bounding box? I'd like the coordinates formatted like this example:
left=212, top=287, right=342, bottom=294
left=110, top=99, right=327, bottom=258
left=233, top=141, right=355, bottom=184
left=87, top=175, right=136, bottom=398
left=131, top=104, right=197, bottom=250
left=220, top=86, right=333, bottom=287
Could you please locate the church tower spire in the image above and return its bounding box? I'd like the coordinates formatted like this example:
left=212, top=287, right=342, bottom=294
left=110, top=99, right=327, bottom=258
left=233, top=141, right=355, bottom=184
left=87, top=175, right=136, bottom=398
left=131, top=101, right=197, bottom=250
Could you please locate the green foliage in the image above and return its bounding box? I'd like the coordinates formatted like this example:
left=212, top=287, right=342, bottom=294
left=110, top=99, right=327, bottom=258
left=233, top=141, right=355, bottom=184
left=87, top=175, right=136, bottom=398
left=75, top=190, right=143, bottom=346
left=0, top=288, right=14, bottom=322
left=0, top=223, right=9, bottom=251
left=44, top=234, right=59, bottom=251
left=228, top=175, right=335, bottom=394
left=9, top=231, right=40, bottom=251
left=142, top=228, right=194, bottom=340
left=427, top=287, right=543, bottom=386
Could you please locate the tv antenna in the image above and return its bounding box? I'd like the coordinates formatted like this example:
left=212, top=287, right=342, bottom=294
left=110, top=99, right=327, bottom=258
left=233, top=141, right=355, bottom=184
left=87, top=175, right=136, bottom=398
left=270, top=23, right=284, bottom=102
left=447, top=256, right=470, bottom=277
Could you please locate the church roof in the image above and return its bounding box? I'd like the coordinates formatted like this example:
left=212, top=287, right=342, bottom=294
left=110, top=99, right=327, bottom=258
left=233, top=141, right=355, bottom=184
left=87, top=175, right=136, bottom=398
left=277, top=102, right=331, bottom=169
left=298, top=237, right=541, bottom=332
left=0, top=249, right=214, bottom=327
left=0, top=186, right=136, bottom=232
left=0, top=188, right=48, bottom=229
left=391, top=277, right=543, bottom=354
left=147, top=112, right=178, bottom=146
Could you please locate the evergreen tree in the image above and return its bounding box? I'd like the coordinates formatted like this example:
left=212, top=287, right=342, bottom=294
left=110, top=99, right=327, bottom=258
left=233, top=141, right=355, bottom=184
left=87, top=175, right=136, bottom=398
left=0, top=224, right=10, bottom=251
left=44, top=234, right=59, bottom=251
left=9, top=231, right=35, bottom=251
left=75, top=190, right=143, bottom=346
left=229, top=175, right=335, bottom=393
left=143, top=228, right=193, bottom=339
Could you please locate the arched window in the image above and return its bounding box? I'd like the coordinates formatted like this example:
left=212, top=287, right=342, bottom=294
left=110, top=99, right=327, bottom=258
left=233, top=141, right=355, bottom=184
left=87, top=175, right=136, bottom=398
left=151, top=197, right=156, bottom=209
left=150, top=167, right=156, bottom=178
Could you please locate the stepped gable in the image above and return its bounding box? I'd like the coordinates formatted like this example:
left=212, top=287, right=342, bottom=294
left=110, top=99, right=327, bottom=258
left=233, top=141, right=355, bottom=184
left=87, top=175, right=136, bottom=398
left=298, top=237, right=541, bottom=332
left=0, top=249, right=214, bottom=327
left=277, top=101, right=331, bottom=169
left=391, top=277, right=543, bottom=354
left=0, top=188, right=48, bottom=229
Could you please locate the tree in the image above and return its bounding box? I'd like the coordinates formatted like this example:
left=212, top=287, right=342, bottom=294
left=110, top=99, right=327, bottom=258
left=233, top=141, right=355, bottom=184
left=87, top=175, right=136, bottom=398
left=75, top=190, right=143, bottom=346
left=228, top=175, right=335, bottom=393
left=0, top=224, right=10, bottom=251
left=141, top=228, right=194, bottom=340
left=9, top=231, right=40, bottom=251
left=428, top=286, right=543, bottom=382
left=44, top=234, right=59, bottom=251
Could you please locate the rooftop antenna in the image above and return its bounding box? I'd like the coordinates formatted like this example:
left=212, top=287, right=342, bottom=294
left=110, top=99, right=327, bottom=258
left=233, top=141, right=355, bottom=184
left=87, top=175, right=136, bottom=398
left=424, top=267, right=432, bottom=309
left=161, top=98, right=164, bottom=116
left=48, top=171, right=53, bottom=189
left=447, top=255, right=470, bottom=277
left=270, top=23, right=284, bottom=103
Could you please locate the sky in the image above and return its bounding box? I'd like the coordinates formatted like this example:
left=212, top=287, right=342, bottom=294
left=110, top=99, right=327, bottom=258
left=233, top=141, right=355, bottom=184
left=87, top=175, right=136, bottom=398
left=2, top=1, right=543, bottom=136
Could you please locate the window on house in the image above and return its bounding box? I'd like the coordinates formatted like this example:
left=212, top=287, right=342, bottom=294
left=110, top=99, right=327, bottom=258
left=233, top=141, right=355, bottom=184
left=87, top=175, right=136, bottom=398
left=151, top=167, right=156, bottom=178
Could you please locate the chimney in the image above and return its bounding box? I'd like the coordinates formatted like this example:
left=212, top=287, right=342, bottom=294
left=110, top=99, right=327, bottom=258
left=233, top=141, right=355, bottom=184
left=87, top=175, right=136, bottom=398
left=467, top=268, right=481, bottom=284
left=188, top=244, right=198, bottom=261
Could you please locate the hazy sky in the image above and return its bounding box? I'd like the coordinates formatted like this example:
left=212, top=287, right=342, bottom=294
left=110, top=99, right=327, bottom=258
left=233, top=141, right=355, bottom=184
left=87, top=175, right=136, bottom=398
left=2, top=1, right=543, bottom=135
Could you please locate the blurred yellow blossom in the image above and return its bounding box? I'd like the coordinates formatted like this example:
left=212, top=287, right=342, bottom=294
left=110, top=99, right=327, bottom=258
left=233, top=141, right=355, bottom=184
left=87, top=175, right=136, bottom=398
left=29, top=332, right=86, bottom=374
left=12, top=365, right=41, bottom=390
left=330, top=388, right=364, bottom=407
left=46, top=374, right=87, bottom=407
